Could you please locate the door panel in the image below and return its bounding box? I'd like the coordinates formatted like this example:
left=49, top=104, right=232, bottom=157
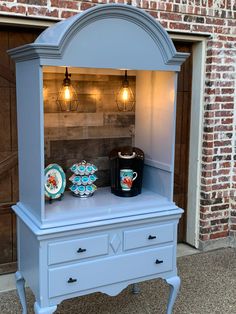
left=173, top=42, right=193, bottom=243
left=0, top=27, right=43, bottom=274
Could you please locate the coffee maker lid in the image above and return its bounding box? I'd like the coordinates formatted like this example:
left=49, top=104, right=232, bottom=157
left=109, top=146, right=144, bottom=160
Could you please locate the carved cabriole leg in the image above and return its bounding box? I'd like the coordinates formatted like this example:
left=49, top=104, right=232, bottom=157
left=166, top=276, right=181, bottom=314
left=15, top=271, right=27, bottom=314
left=34, top=302, right=57, bottom=314
left=132, top=283, right=140, bottom=294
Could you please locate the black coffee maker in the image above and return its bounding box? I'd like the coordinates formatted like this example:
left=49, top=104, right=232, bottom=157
left=109, top=146, right=144, bottom=197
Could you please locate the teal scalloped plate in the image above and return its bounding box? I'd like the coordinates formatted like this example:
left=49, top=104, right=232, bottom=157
left=44, top=164, right=66, bottom=199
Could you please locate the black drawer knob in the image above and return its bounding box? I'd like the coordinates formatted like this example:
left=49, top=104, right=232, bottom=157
left=67, top=277, right=77, bottom=283
left=77, top=248, right=87, bottom=253
left=155, top=259, right=163, bottom=264
left=148, top=235, right=157, bottom=240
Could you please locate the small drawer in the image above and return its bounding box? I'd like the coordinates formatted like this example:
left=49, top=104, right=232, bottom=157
left=48, top=245, right=173, bottom=298
left=123, top=223, right=174, bottom=251
left=48, top=234, right=109, bottom=265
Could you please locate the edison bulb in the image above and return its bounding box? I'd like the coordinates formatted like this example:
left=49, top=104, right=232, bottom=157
left=64, top=86, right=71, bottom=101
left=122, top=88, right=129, bottom=101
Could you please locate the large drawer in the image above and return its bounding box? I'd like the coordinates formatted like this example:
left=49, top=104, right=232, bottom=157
left=48, top=245, right=173, bottom=298
left=123, top=223, right=174, bottom=251
left=48, top=234, right=109, bottom=265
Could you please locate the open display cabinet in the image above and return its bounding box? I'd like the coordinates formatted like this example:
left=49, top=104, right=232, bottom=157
left=9, top=4, right=188, bottom=314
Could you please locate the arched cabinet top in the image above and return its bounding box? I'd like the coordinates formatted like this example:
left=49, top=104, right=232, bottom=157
left=8, top=4, right=188, bottom=70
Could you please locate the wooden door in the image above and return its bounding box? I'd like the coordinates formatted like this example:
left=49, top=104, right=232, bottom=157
left=0, top=27, right=42, bottom=274
left=173, top=42, right=193, bottom=243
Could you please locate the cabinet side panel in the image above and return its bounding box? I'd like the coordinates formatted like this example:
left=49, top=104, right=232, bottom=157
left=151, top=71, right=176, bottom=165
left=135, top=71, right=152, bottom=160
left=15, top=60, right=44, bottom=221
left=135, top=71, right=177, bottom=199
left=143, top=165, right=172, bottom=199
left=17, top=218, right=39, bottom=300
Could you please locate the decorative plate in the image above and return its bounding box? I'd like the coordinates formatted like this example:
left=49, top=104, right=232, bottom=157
left=44, top=164, right=66, bottom=199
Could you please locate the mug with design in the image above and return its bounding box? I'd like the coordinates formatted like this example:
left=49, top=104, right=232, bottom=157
left=120, top=169, right=138, bottom=191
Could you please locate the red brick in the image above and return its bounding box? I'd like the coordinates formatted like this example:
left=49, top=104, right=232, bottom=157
left=202, top=148, right=214, bottom=156
left=221, top=118, right=233, bottom=124
left=192, top=25, right=213, bottom=32
left=213, top=26, right=231, bottom=34
left=221, top=88, right=234, bottom=94
left=222, top=101, right=234, bottom=112
left=205, top=88, right=220, bottom=95
left=203, top=133, right=214, bottom=141
left=215, top=96, right=234, bottom=102
left=220, top=147, right=232, bottom=154
left=213, top=169, right=230, bottom=176
left=200, top=234, right=210, bottom=241
left=219, top=162, right=231, bottom=168
left=224, top=42, right=236, bottom=49
left=214, top=125, right=233, bottom=132
left=141, top=0, right=149, bottom=9
left=148, top=11, right=158, bottom=18
left=165, top=3, right=172, bottom=11
left=169, top=22, right=190, bottom=30
left=200, top=220, right=210, bottom=227
left=218, top=35, right=236, bottom=41
left=206, top=17, right=225, bottom=25
left=206, top=57, right=222, bottom=64
left=218, top=176, right=230, bottom=182
left=80, top=2, right=95, bottom=11
left=215, top=111, right=233, bottom=117
left=27, top=7, right=47, bottom=16
left=160, top=21, right=168, bottom=28
left=207, top=41, right=223, bottom=48
left=0, top=4, right=26, bottom=13
left=210, top=231, right=228, bottom=239
left=149, top=1, right=157, bottom=10
left=228, top=19, right=236, bottom=26
left=201, top=185, right=212, bottom=192
left=160, top=12, right=182, bottom=21
left=212, top=183, right=230, bottom=190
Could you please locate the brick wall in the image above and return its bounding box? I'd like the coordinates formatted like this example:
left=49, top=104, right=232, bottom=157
left=1, top=0, right=235, bottom=249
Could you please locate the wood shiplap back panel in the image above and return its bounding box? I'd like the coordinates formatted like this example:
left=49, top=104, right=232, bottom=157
left=44, top=73, right=135, bottom=188
left=0, top=28, right=42, bottom=274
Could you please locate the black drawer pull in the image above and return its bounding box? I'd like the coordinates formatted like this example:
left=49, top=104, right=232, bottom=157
left=148, top=235, right=157, bottom=240
left=67, top=277, right=77, bottom=283
left=155, top=259, right=163, bottom=264
left=77, top=248, right=87, bottom=253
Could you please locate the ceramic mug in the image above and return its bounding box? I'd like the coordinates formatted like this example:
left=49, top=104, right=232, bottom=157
left=120, top=169, right=138, bottom=191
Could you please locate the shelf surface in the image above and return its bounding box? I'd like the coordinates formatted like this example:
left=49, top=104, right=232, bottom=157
left=44, top=187, right=179, bottom=228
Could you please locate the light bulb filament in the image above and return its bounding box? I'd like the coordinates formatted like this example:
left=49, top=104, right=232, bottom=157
left=64, top=86, right=71, bottom=101
left=122, top=88, right=129, bottom=102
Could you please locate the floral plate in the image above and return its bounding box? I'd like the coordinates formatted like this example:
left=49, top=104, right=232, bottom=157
left=44, top=164, right=66, bottom=199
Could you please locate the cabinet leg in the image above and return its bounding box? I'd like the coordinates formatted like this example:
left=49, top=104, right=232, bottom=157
left=166, top=276, right=180, bottom=314
left=132, top=283, right=140, bottom=294
left=15, top=271, right=27, bottom=314
left=34, top=302, right=57, bottom=314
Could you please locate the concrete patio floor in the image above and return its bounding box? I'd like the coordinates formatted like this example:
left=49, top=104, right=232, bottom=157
left=0, top=247, right=235, bottom=314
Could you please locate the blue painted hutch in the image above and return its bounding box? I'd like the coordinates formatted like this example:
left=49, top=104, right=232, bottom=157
left=9, top=4, right=188, bottom=314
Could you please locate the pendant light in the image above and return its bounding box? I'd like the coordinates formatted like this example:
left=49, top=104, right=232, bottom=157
left=57, top=67, right=79, bottom=112
left=116, top=70, right=135, bottom=112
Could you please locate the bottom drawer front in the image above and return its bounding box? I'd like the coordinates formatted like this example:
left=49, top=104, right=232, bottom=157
left=49, top=245, right=173, bottom=298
